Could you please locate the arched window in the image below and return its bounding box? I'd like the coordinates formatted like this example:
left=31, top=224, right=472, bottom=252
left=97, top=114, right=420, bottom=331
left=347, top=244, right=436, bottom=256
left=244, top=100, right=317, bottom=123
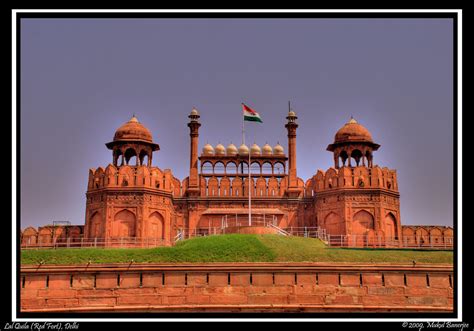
left=239, top=162, right=249, bottom=175
left=250, top=162, right=261, bottom=174
left=262, top=162, right=272, bottom=174
left=339, top=150, right=349, bottom=167
left=201, top=161, right=213, bottom=174
left=124, top=148, right=137, bottom=166
left=214, top=162, right=225, bottom=174
left=351, top=149, right=363, bottom=167
left=274, top=162, right=285, bottom=175
left=226, top=162, right=237, bottom=174
left=139, top=150, right=149, bottom=166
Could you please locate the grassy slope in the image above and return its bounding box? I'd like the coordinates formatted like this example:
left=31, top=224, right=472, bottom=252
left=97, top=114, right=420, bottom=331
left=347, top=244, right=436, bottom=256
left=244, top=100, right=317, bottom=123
left=259, top=235, right=453, bottom=264
left=21, top=234, right=276, bottom=265
left=21, top=234, right=453, bottom=265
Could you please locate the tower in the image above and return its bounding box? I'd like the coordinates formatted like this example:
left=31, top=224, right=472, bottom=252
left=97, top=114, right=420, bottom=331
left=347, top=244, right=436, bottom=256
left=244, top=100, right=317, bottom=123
left=311, top=117, right=402, bottom=246
left=85, top=115, right=176, bottom=246
left=285, top=109, right=302, bottom=197
left=187, top=108, right=201, bottom=196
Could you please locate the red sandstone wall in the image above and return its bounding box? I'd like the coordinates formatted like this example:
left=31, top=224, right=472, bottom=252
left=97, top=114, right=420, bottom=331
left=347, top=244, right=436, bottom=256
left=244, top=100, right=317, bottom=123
left=20, top=263, right=453, bottom=312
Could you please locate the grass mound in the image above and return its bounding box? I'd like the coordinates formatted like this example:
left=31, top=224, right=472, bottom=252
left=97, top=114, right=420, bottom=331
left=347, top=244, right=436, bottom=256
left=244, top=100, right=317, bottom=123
left=21, top=234, right=453, bottom=265
left=21, top=234, right=276, bottom=265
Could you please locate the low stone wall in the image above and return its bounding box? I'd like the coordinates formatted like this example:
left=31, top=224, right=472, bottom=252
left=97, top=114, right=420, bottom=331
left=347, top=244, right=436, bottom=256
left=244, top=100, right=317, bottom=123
left=20, top=262, right=454, bottom=312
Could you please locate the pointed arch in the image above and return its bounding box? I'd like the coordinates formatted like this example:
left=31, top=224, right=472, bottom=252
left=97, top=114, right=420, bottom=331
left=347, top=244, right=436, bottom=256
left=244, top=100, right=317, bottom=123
left=112, top=209, right=136, bottom=238
left=352, top=210, right=374, bottom=235
left=324, top=212, right=344, bottom=235
left=384, top=213, right=398, bottom=240
left=148, top=211, right=164, bottom=239
left=89, top=211, right=103, bottom=238
left=220, top=177, right=231, bottom=196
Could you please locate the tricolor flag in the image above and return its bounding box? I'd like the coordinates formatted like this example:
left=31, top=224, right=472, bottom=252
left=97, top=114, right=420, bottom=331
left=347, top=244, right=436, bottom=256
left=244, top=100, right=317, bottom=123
left=242, top=103, right=263, bottom=123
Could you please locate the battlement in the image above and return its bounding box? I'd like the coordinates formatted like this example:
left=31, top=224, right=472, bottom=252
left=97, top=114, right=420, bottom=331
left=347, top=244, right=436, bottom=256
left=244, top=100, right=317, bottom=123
left=21, top=225, right=84, bottom=247
left=87, top=164, right=182, bottom=197
left=304, top=165, right=398, bottom=197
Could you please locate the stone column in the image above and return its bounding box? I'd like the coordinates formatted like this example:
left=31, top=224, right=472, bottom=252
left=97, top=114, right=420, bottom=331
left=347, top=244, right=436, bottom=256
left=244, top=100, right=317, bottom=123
left=187, top=109, right=201, bottom=196
left=285, top=111, right=299, bottom=190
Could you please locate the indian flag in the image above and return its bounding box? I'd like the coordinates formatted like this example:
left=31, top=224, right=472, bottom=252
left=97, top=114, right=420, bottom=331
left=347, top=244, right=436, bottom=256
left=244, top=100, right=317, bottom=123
left=242, top=103, right=263, bottom=123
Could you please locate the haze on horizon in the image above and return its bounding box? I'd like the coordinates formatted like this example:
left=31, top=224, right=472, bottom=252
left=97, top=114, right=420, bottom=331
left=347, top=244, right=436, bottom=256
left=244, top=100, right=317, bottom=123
left=20, top=18, right=454, bottom=228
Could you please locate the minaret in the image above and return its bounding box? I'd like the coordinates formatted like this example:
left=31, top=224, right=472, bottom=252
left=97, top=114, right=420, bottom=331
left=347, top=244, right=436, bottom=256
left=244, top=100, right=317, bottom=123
left=187, top=108, right=201, bottom=196
left=285, top=107, right=301, bottom=196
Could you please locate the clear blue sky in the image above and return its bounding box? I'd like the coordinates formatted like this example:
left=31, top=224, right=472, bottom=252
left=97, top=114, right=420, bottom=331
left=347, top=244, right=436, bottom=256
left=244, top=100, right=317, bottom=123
left=20, top=18, right=454, bottom=228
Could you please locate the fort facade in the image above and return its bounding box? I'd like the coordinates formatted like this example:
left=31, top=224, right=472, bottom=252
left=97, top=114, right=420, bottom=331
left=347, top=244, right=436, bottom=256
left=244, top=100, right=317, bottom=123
left=21, top=110, right=453, bottom=247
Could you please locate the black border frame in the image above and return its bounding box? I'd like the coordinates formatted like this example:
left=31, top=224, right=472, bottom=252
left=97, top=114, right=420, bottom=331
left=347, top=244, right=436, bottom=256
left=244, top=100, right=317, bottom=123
left=12, top=9, right=460, bottom=323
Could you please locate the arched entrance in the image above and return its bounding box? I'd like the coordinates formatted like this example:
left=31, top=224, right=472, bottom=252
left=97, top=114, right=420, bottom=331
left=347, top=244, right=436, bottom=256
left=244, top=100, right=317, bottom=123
left=352, top=210, right=374, bottom=235
left=324, top=212, right=344, bottom=235
left=89, top=212, right=103, bottom=238
left=384, top=213, right=398, bottom=240
left=148, top=212, right=164, bottom=239
left=112, top=210, right=136, bottom=238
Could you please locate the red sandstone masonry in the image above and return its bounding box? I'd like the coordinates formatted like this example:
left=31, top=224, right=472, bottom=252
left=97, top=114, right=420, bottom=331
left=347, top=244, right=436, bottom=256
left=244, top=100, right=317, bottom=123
left=20, top=262, right=454, bottom=312
left=142, top=272, right=163, bottom=287
left=384, top=273, right=405, bottom=286
left=406, top=273, right=428, bottom=287
left=362, top=273, right=383, bottom=286
left=274, top=273, right=295, bottom=285
left=164, top=272, right=186, bottom=286
left=119, top=273, right=141, bottom=288
left=230, top=273, right=250, bottom=286
left=318, top=273, right=339, bottom=285
left=340, top=274, right=360, bottom=287
left=48, top=274, right=71, bottom=288
left=251, top=273, right=273, bottom=286
left=187, top=273, right=208, bottom=286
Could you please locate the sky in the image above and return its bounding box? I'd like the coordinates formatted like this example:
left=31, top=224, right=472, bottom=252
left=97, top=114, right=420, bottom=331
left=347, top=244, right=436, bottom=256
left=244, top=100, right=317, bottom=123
left=20, top=18, right=454, bottom=228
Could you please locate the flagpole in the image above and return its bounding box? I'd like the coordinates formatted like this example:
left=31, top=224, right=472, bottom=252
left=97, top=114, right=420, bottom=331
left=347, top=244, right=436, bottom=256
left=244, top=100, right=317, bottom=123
left=249, top=140, right=251, bottom=226
left=242, top=105, right=245, bottom=145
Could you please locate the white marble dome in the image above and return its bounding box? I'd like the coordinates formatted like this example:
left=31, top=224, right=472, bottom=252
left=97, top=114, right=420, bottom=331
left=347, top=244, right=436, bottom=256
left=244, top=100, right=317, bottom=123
left=238, top=144, right=249, bottom=156
left=262, top=143, right=273, bottom=156
left=215, top=143, right=226, bottom=156
left=202, top=143, right=215, bottom=156
left=226, top=143, right=238, bottom=156
left=273, top=143, right=284, bottom=155
left=250, top=143, right=261, bottom=156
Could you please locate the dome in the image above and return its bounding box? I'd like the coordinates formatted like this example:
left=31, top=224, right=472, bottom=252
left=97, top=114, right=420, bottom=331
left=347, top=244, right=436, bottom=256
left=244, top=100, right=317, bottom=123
left=215, top=143, right=226, bottom=156
left=262, top=143, right=273, bottom=156
left=226, top=143, right=238, bottom=156
left=250, top=143, right=261, bottom=156
left=113, top=115, right=153, bottom=142
left=202, top=143, right=215, bottom=156
left=334, top=118, right=373, bottom=144
left=238, top=144, right=249, bottom=156
left=274, top=143, right=284, bottom=155
left=190, top=108, right=199, bottom=116
left=288, top=110, right=296, bottom=117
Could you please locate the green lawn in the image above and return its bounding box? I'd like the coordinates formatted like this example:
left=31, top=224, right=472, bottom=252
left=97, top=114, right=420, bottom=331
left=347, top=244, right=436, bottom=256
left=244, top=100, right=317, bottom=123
left=21, top=234, right=453, bottom=265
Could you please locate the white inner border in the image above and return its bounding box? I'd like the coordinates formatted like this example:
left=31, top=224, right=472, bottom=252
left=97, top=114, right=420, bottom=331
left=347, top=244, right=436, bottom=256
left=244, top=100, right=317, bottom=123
left=11, top=8, right=463, bottom=322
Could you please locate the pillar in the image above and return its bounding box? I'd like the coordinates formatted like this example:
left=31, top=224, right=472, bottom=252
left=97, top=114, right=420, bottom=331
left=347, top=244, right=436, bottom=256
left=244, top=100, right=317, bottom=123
left=285, top=110, right=302, bottom=197
left=187, top=108, right=201, bottom=196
